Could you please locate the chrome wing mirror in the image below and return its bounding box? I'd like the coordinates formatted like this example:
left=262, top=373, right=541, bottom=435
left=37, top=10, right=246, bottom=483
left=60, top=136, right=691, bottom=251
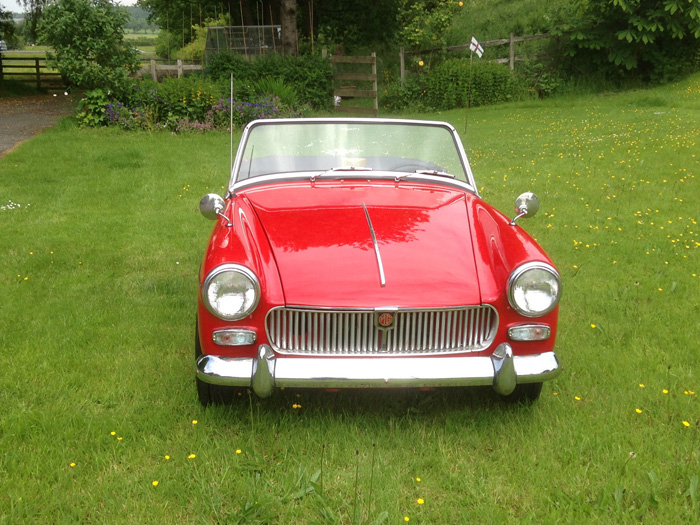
left=510, top=192, right=539, bottom=226
left=200, top=193, right=232, bottom=226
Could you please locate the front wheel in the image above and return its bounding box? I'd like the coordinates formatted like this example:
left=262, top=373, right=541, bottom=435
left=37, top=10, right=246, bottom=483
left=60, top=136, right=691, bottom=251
left=195, top=321, right=238, bottom=406
left=503, top=382, right=543, bottom=404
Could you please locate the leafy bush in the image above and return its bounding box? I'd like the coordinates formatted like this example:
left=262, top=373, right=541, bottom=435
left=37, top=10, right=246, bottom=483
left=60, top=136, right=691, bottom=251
left=382, top=59, right=522, bottom=111
left=76, top=89, right=111, bottom=128
left=252, top=77, right=298, bottom=108
left=206, top=52, right=333, bottom=110
left=427, top=59, right=520, bottom=109
left=155, top=31, right=180, bottom=60
left=516, top=59, right=561, bottom=98
left=562, top=0, right=700, bottom=76
left=76, top=76, right=306, bottom=132
left=38, top=0, right=140, bottom=96
left=178, top=15, right=229, bottom=62
left=380, top=71, right=426, bottom=112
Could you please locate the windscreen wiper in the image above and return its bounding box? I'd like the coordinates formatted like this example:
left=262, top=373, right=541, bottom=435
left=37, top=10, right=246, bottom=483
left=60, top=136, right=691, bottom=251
left=310, top=166, right=373, bottom=182
left=394, top=170, right=454, bottom=182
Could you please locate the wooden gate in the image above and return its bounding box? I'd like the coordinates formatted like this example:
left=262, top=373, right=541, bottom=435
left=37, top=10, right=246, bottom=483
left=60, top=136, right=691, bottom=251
left=324, top=50, right=378, bottom=117
left=0, top=56, right=64, bottom=90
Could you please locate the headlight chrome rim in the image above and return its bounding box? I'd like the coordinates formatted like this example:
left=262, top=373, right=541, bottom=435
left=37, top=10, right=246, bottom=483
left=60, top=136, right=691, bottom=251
left=202, top=264, right=261, bottom=321
left=507, top=262, right=561, bottom=318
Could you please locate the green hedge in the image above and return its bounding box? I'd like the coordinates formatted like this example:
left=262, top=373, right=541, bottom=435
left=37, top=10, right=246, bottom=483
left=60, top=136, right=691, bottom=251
left=206, top=53, right=334, bottom=110
left=382, top=59, right=522, bottom=112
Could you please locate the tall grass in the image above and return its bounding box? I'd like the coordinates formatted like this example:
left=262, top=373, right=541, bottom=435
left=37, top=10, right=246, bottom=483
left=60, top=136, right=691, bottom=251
left=0, top=74, right=698, bottom=523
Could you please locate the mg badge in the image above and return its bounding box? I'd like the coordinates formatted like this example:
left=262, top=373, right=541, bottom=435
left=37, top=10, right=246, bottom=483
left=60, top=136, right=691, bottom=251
left=375, top=311, right=396, bottom=330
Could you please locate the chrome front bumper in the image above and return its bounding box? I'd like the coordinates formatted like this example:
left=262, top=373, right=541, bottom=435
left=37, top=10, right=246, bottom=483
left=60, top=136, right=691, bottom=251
left=196, top=343, right=560, bottom=398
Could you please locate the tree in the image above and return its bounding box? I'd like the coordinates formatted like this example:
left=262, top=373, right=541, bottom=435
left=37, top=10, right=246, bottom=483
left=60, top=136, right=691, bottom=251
left=397, top=0, right=462, bottom=53
left=17, top=0, right=51, bottom=41
left=299, top=0, right=400, bottom=52
left=280, top=0, right=297, bottom=54
left=39, top=0, right=140, bottom=93
left=566, top=0, right=700, bottom=78
left=1, top=7, right=15, bottom=45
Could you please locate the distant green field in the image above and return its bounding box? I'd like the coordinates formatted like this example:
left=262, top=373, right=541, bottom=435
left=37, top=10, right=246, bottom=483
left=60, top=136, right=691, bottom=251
left=124, top=31, right=159, bottom=40
left=0, top=74, right=698, bottom=523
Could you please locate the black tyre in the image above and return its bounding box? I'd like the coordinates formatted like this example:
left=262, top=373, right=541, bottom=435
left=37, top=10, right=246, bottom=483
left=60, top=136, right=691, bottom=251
left=503, top=382, right=543, bottom=404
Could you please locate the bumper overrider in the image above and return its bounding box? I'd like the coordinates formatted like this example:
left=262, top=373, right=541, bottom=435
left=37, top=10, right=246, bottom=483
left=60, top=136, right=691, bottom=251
left=196, top=343, right=560, bottom=398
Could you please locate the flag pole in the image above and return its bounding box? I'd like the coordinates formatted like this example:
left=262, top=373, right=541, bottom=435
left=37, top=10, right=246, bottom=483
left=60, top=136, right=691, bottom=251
left=464, top=36, right=483, bottom=136
left=465, top=48, right=473, bottom=136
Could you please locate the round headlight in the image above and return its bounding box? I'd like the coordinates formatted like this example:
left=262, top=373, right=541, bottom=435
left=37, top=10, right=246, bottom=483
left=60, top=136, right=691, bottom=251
left=508, top=262, right=561, bottom=317
left=202, top=264, right=260, bottom=320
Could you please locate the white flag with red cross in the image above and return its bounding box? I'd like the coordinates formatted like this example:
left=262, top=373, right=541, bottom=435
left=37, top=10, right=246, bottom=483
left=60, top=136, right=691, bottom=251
left=470, top=36, right=484, bottom=58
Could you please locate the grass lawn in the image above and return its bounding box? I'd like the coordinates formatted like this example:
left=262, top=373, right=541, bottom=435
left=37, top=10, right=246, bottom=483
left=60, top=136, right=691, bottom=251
left=0, top=74, right=698, bottom=523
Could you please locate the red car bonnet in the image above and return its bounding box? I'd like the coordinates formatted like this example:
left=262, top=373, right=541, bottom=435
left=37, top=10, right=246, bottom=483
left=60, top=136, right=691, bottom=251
left=242, top=180, right=482, bottom=309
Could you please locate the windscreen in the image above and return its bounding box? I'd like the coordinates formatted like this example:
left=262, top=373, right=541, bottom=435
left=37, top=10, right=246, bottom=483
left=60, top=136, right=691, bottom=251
left=233, top=121, right=470, bottom=183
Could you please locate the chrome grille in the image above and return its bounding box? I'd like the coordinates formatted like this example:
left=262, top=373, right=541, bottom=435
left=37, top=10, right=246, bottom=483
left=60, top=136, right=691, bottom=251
left=265, top=306, right=498, bottom=356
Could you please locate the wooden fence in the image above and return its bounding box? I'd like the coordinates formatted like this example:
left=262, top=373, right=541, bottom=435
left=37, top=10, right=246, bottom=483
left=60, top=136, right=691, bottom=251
left=0, top=56, right=63, bottom=89
left=0, top=55, right=203, bottom=88
left=400, top=33, right=551, bottom=85
left=137, top=59, right=203, bottom=82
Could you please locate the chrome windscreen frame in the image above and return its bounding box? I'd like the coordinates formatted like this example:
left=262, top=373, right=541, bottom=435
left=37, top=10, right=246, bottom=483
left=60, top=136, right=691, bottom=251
left=227, top=118, right=480, bottom=197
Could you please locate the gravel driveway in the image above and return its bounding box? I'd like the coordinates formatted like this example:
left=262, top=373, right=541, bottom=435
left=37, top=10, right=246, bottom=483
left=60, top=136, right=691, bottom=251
left=0, top=93, right=76, bottom=158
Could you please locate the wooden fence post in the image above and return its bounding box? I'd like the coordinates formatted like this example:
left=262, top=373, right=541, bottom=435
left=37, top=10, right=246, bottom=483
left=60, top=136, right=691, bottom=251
left=177, top=59, right=183, bottom=78
left=150, top=59, right=158, bottom=82
left=400, top=47, right=405, bottom=87
left=35, top=58, right=41, bottom=89
left=509, top=33, right=515, bottom=70
left=372, top=52, right=378, bottom=114
left=0, top=55, right=4, bottom=84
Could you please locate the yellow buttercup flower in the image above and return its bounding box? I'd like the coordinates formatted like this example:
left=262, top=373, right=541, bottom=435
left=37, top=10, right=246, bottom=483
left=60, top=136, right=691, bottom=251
left=188, top=454, right=196, bottom=459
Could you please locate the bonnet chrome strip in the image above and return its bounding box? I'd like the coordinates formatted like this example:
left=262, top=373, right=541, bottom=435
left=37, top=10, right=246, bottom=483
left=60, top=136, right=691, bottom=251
left=362, top=202, right=386, bottom=287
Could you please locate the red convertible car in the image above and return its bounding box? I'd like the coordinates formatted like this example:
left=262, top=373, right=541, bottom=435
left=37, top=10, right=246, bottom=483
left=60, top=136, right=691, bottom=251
left=196, top=118, right=561, bottom=405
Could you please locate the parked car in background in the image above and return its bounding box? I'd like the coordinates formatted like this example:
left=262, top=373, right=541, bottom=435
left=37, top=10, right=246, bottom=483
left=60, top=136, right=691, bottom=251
left=195, top=118, right=562, bottom=405
left=0, top=40, right=8, bottom=52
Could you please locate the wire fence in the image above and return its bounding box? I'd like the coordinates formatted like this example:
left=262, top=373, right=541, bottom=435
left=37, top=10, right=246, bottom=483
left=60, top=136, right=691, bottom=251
left=205, top=25, right=281, bottom=61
